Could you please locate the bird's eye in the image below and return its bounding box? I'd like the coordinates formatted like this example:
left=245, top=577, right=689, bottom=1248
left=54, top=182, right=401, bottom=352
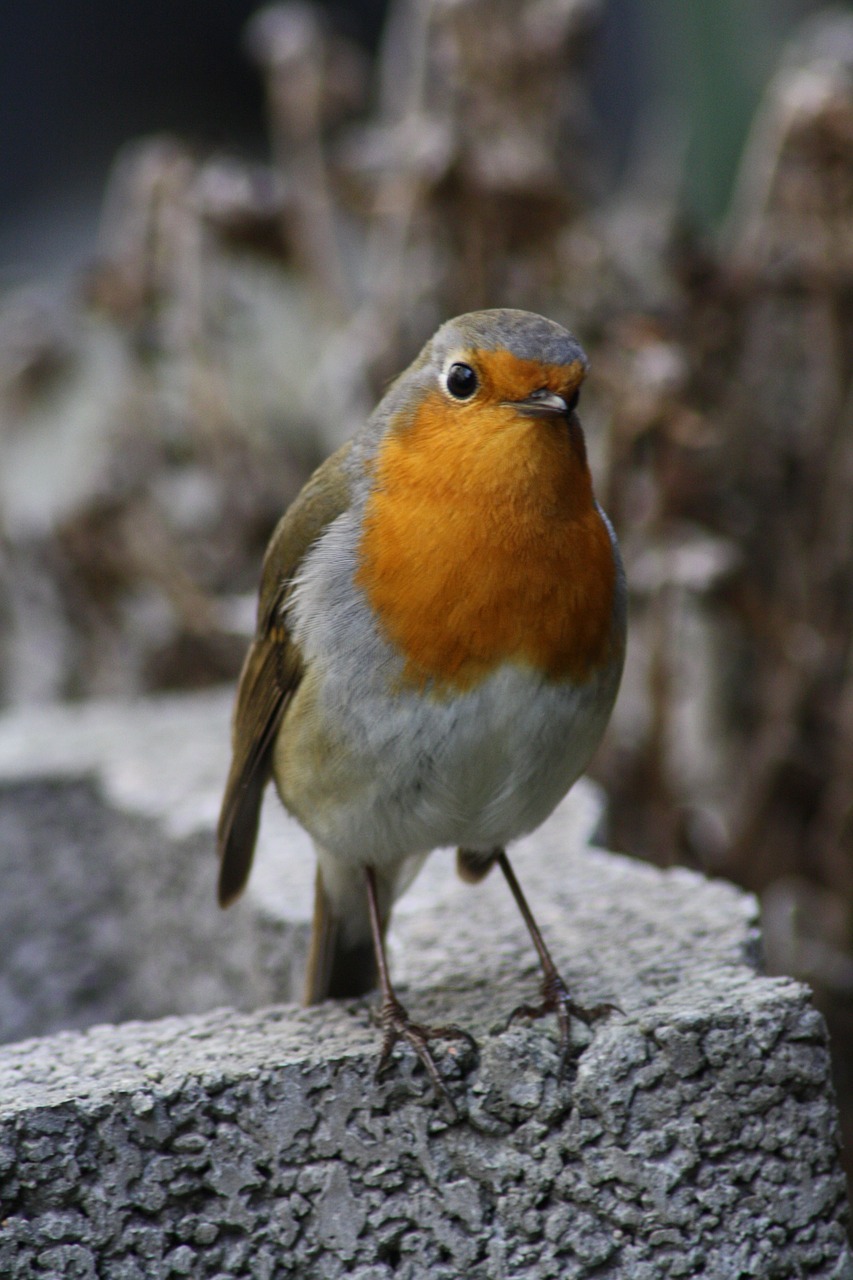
left=567, top=388, right=580, bottom=412
left=446, top=362, right=478, bottom=400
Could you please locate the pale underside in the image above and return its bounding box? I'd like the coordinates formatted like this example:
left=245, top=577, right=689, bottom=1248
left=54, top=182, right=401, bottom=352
left=274, top=507, right=624, bottom=933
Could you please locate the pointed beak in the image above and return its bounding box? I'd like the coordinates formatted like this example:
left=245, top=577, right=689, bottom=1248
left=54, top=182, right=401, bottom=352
left=506, top=389, right=570, bottom=418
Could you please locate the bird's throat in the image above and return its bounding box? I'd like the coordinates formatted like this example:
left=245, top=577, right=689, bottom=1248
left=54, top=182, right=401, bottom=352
left=355, top=391, right=619, bottom=691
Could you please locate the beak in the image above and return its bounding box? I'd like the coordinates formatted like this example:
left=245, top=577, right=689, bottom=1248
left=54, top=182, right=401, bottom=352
left=506, top=389, right=570, bottom=418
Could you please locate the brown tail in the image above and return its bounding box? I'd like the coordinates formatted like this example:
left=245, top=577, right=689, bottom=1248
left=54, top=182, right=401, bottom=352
left=456, top=846, right=501, bottom=883
left=303, top=866, right=379, bottom=1003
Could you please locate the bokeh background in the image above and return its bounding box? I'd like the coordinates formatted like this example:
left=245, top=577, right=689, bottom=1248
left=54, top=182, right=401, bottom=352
left=0, top=0, right=826, bottom=274
left=3, top=0, right=853, bottom=1191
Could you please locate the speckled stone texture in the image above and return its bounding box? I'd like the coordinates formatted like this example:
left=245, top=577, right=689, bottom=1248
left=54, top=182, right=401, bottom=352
left=0, top=692, right=850, bottom=1278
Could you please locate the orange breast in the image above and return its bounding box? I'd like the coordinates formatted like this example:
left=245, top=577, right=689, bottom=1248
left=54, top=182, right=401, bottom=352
left=355, top=390, right=619, bottom=692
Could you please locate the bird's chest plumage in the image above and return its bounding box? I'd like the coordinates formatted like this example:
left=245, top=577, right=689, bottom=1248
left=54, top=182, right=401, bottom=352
left=352, top=399, right=620, bottom=691
left=276, top=415, right=625, bottom=866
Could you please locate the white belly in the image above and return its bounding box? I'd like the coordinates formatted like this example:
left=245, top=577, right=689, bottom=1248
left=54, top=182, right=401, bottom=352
left=274, top=657, right=620, bottom=871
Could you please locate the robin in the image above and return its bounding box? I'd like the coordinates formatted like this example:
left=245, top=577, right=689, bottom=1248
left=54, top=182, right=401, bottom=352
left=217, top=308, right=626, bottom=1104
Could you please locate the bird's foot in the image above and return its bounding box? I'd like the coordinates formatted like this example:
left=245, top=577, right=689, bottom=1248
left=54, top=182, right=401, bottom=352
left=374, top=993, right=478, bottom=1113
left=507, top=969, right=621, bottom=1073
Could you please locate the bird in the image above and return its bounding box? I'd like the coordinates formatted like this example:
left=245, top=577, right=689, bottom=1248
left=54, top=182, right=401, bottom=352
left=217, top=308, right=626, bottom=1105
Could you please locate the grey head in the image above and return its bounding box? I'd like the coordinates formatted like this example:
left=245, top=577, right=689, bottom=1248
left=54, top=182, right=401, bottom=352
left=359, top=309, right=589, bottom=454
left=431, top=309, right=588, bottom=372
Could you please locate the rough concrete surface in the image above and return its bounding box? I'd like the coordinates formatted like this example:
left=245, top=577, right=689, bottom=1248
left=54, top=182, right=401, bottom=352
left=0, top=691, right=850, bottom=1278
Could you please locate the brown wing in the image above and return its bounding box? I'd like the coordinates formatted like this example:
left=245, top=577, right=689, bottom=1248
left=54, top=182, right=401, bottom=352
left=216, top=441, right=353, bottom=907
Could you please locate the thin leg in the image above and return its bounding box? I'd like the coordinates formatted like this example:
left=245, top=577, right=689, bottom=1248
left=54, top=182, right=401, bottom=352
left=365, top=866, right=477, bottom=1108
left=496, top=849, right=619, bottom=1070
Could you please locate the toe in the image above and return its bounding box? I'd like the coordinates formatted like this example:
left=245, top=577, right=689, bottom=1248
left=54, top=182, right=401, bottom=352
left=372, top=996, right=476, bottom=1113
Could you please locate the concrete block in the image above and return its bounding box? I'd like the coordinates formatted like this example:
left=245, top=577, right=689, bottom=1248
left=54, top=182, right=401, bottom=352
left=0, top=691, right=850, bottom=1277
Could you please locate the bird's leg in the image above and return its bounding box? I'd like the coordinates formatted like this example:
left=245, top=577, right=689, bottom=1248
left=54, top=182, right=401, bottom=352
left=495, top=848, right=619, bottom=1070
left=365, top=866, right=477, bottom=1107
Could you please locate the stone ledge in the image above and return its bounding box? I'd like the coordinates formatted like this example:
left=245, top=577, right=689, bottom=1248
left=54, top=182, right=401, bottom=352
left=1, top=975, right=850, bottom=1278
left=0, top=691, right=850, bottom=1277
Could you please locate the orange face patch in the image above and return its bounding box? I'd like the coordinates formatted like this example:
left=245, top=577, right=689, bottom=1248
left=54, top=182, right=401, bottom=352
left=469, top=350, right=585, bottom=406
left=355, top=362, right=619, bottom=693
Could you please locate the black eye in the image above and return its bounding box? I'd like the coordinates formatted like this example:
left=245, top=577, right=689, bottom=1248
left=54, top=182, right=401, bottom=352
left=567, top=388, right=580, bottom=412
left=446, top=362, right=478, bottom=399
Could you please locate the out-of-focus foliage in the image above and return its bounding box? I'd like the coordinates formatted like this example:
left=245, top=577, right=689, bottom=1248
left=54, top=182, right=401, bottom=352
left=2, top=0, right=853, bottom=1177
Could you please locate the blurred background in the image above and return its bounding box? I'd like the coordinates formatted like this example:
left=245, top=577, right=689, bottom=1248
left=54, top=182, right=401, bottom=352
left=0, top=0, right=828, bottom=274
left=3, top=0, right=853, bottom=1184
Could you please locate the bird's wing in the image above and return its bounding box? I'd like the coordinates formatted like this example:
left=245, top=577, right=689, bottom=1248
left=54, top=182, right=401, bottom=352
left=217, top=440, right=353, bottom=907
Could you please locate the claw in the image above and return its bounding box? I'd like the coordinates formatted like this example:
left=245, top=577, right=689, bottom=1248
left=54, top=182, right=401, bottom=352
left=374, top=993, right=478, bottom=1113
left=507, top=971, right=620, bottom=1072
left=363, top=866, right=479, bottom=1112
left=493, top=850, right=621, bottom=1073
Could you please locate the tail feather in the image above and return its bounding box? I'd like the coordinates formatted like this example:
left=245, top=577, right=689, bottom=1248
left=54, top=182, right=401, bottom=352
left=304, top=866, right=379, bottom=1004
